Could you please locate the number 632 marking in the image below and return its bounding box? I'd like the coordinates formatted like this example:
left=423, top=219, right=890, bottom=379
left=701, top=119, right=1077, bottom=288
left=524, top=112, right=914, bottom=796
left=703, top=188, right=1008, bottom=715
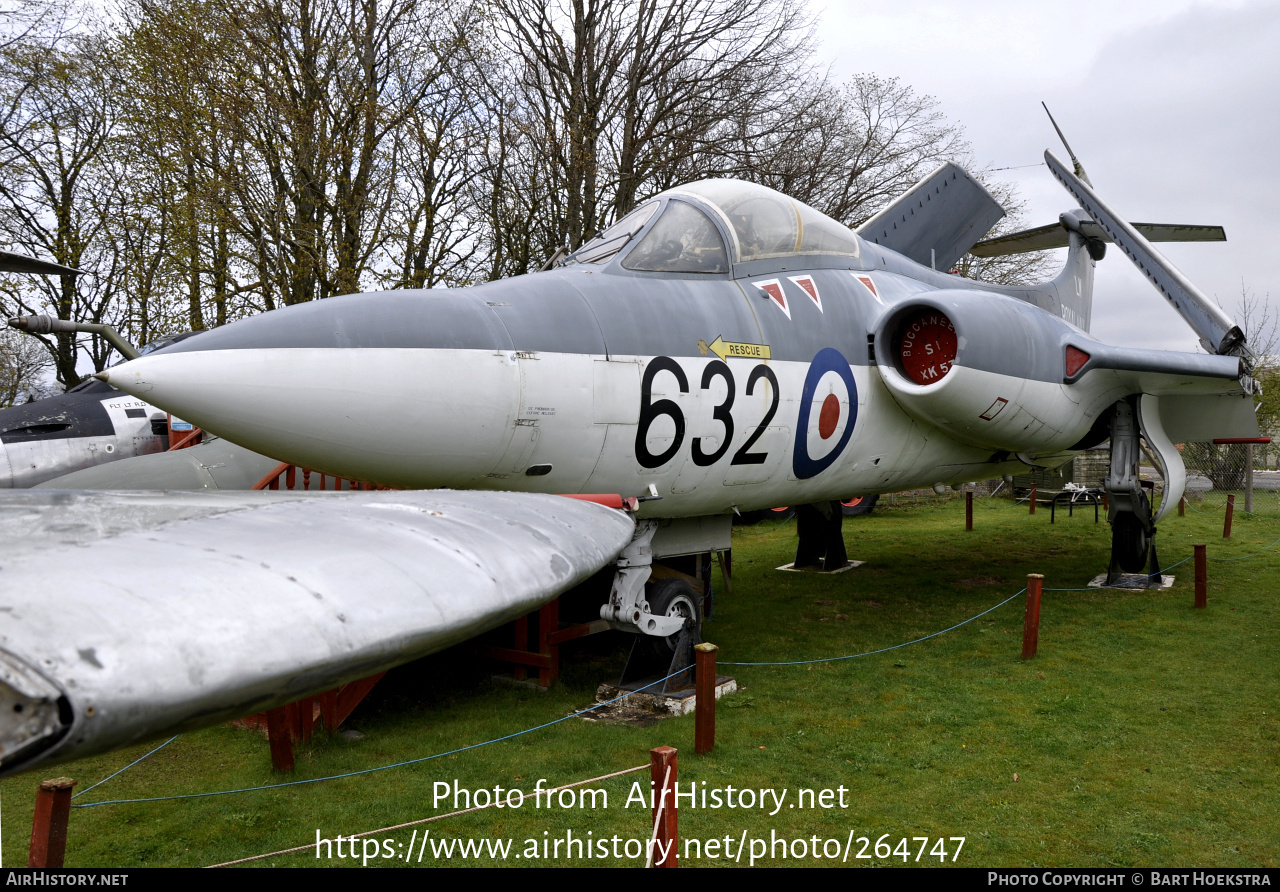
left=634, top=356, right=778, bottom=470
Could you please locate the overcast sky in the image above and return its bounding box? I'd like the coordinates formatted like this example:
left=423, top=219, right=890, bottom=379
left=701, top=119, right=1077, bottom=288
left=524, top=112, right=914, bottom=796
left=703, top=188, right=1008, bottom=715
left=815, top=0, right=1280, bottom=352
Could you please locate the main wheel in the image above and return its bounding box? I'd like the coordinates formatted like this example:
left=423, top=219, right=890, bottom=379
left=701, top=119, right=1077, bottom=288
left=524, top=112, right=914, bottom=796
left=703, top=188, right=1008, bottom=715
left=645, top=577, right=701, bottom=655
left=1112, top=512, right=1150, bottom=573
left=841, top=494, right=879, bottom=517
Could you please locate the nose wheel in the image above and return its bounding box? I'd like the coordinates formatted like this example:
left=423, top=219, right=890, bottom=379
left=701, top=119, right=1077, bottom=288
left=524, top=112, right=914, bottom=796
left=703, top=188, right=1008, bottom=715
left=646, top=578, right=702, bottom=656
left=618, top=577, right=704, bottom=693
left=1102, top=398, right=1163, bottom=587
left=1110, top=511, right=1151, bottom=574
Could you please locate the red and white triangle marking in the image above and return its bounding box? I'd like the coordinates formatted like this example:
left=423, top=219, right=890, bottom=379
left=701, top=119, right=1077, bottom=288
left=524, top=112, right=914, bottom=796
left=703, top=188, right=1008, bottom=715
left=852, top=273, right=881, bottom=303
left=752, top=278, right=790, bottom=319
left=788, top=274, right=822, bottom=313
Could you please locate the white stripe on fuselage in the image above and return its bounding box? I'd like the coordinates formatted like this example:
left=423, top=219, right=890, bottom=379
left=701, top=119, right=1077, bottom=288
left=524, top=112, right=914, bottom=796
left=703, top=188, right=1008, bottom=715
left=109, top=347, right=1047, bottom=515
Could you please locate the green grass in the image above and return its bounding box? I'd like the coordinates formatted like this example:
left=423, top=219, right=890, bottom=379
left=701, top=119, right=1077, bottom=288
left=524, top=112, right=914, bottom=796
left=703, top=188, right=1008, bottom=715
left=4, top=497, right=1277, bottom=868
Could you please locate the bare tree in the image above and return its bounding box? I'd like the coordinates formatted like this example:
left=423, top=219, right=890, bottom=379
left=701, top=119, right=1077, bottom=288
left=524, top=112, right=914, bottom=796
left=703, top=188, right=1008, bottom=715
left=0, top=29, right=127, bottom=386
left=0, top=327, right=53, bottom=405
left=484, top=0, right=814, bottom=269
left=952, top=176, right=1056, bottom=286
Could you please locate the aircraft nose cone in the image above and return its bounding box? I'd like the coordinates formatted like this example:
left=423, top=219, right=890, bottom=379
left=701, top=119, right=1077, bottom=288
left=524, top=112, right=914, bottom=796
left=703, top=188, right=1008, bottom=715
left=104, top=290, right=522, bottom=487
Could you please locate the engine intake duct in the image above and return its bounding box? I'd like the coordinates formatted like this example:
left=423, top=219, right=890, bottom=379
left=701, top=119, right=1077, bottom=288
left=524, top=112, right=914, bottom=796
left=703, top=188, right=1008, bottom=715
left=872, top=291, right=1086, bottom=454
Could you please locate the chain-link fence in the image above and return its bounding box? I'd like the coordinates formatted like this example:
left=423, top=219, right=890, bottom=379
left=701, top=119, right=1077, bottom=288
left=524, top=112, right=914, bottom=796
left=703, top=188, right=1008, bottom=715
left=1182, top=441, right=1280, bottom=517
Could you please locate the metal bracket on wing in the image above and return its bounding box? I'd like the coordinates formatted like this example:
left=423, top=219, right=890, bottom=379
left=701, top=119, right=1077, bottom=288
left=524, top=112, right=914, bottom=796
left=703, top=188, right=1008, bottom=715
left=1043, top=149, right=1254, bottom=369
left=1138, top=394, right=1188, bottom=523
left=599, top=520, right=686, bottom=638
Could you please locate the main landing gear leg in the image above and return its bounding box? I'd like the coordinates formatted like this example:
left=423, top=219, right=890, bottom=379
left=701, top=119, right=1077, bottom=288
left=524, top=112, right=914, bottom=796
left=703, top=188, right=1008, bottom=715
left=1103, top=398, right=1163, bottom=587
left=604, top=521, right=703, bottom=691
left=794, top=500, right=849, bottom=572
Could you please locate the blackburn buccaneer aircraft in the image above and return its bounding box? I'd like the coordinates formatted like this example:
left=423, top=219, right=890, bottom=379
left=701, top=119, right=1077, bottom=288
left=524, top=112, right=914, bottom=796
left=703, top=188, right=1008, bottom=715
left=0, top=139, right=1259, bottom=777
left=0, top=253, right=199, bottom=486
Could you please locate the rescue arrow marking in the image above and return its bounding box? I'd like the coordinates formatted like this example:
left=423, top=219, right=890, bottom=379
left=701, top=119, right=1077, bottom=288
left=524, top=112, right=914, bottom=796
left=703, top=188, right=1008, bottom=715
left=707, top=336, right=771, bottom=361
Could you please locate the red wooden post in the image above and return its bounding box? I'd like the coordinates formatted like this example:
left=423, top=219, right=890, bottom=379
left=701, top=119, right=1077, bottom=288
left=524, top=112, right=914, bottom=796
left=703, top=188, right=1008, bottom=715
left=285, top=465, right=296, bottom=490
left=1179, top=495, right=1186, bottom=516
left=297, top=696, right=315, bottom=742
left=650, top=746, right=678, bottom=868
left=302, top=469, right=312, bottom=491
left=538, top=598, right=559, bottom=688
left=694, top=643, right=718, bottom=755
left=1029, top=484, right=1037, bottom=514
left=265, top=705, right=295, bottom=772
left=28, top=778, right=75, bottom=868
left=320, top=689, right=339, bottom=733
left=1223, top=494, right=1235, bottom=539
left=513, top=613, right=529, bottom=681
left=1194, top=544, right=1207, bottom=609
left=1022, top=574, right=1043, bottom=660
left=965, top=490, right=974, bottom=531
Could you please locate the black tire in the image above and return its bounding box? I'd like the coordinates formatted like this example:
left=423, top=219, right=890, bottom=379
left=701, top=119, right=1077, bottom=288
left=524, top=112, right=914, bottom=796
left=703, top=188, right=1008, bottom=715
left=1112, top=512, right=1150, bottom=573
left=645, top=577, right=701, bottom=655
left=841, top=494, right=879, bottom=517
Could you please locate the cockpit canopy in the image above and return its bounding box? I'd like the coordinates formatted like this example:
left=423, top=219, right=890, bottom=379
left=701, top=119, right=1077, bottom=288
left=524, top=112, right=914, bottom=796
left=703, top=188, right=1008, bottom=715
left=565, top=178, right=863, bottom=273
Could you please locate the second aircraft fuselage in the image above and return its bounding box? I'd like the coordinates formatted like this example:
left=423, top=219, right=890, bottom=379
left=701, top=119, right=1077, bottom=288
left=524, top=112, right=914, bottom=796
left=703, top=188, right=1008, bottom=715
left=104, top=253, right=1132, bottom=517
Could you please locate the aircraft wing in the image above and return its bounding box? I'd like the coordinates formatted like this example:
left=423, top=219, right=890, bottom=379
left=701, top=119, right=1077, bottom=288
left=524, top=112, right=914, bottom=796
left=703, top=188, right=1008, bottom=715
left=0, top=250, right=82, bottom=276
left=0, top=489, right=635, bottom=778
left=857, top=162, right=1006, bottom=271
left=969, top=221, right=1226, bottom=257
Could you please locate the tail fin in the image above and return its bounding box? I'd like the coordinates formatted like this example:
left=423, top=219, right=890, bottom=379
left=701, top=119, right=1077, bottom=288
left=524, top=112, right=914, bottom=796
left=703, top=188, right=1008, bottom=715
left=1043, top=210, right=1100, bottom=332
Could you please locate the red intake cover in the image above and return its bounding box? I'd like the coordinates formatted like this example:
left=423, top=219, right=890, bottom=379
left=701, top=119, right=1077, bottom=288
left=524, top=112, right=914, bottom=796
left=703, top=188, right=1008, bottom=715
left=897, top=310, right=958, bottom=385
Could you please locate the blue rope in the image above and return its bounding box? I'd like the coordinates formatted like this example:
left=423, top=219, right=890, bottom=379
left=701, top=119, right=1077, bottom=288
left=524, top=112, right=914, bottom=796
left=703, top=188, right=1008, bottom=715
left=72, top=667, right=688, bottom=809
left=721, top=588, right=1027, bottom=666
left=69, top=504, right=1280, bottom=809
left=1208, top=532, right=1280, bottom=562
left=73, top=735, right=179, bottom=800
left=1179, top=499, right=1280, bottom=558
left=1229, top=505, right=1280, bottom=522
left=1043, top=555, right=1194, bottom=591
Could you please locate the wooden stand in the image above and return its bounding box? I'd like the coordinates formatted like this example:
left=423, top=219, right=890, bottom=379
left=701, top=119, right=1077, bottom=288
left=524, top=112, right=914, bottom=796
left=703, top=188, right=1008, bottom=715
left=246, top=672, right=386, bottom=772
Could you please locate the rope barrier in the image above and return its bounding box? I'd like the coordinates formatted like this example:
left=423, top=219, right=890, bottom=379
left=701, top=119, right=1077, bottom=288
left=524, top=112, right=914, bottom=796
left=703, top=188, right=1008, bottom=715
left=1178, top=498, right=1280, bottom=559
left=1207, top=531, right=1280, bottom=562
left=1042, top=555, right=1194, bottom=591
left=72, top=736, right=179, bottom=800
left=1183, top=497, right=1280, bottom=522
left=720, top=588, right=1027, bottom=667
left=73, top=667, right=688, bottom=809
left=74, top=496, right=1280, bottom=808
left=206, top=763, right=649, bottom=868
left=716, top=522, right=1274, bottom=665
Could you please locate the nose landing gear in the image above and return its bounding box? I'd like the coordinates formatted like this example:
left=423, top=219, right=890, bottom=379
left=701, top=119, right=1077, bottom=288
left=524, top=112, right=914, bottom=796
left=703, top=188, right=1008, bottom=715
left=1103, top=398, right=1163, bottom=587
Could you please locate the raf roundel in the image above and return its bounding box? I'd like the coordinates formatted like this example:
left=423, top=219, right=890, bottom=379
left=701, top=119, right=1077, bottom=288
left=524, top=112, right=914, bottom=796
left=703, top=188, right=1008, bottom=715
left=792, top=347, right=858, bottom=480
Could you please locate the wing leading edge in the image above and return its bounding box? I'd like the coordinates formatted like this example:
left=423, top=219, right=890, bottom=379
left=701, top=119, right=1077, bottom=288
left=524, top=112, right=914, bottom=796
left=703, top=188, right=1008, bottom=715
left=0, top=489, right=635, bottom=778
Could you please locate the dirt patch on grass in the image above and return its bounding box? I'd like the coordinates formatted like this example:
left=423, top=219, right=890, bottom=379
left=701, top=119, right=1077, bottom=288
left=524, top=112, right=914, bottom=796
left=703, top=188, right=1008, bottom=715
left=956, top=576, right=1002, bottom=588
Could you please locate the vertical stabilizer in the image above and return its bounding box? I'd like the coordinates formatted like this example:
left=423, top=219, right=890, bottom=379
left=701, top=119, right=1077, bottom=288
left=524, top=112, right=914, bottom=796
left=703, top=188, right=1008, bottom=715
left=1047, top=209, right=1102, bottom=332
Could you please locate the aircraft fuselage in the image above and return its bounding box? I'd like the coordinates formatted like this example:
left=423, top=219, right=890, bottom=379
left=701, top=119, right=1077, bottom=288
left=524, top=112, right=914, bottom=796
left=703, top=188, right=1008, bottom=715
left=103, top=260, right=1120, bottom=516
